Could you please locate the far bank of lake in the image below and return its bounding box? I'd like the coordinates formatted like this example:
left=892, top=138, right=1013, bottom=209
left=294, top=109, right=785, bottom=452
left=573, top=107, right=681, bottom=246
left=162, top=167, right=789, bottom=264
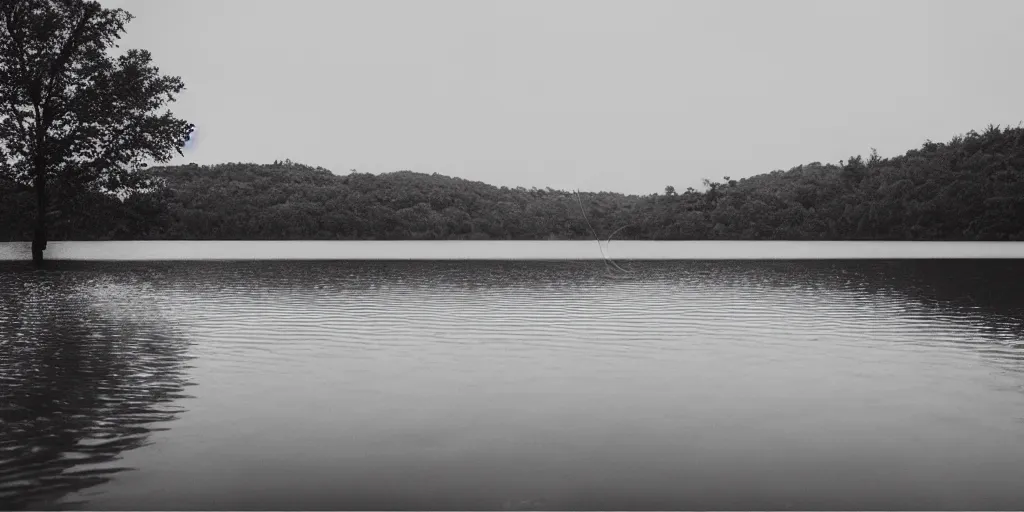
left=1, top=240, right=1024, bottom=261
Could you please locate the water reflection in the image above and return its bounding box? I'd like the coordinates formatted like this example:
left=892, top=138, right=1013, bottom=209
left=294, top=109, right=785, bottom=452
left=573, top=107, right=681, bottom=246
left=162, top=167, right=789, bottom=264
left=1, top=259, right=1023, bottom=510
left=0, top=267, right=194, bottom=510
left=103, top=258, right=1023, bottom=349
left=709, top=260, right=1024, bottom=368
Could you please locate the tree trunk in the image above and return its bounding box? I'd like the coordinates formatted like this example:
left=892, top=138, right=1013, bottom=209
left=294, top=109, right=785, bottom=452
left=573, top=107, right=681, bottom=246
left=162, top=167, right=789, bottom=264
left=32, top=174, right=47, bottom=266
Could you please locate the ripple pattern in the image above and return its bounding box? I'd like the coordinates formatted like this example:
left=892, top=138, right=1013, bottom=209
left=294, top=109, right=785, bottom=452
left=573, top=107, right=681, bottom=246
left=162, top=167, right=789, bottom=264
left=2, top=260, right=1024, bottom=510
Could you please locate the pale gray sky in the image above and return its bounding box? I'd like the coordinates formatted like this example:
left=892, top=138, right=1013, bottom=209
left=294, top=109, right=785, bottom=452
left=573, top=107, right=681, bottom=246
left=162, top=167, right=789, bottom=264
left=100, top=0, right=1023, bottom=195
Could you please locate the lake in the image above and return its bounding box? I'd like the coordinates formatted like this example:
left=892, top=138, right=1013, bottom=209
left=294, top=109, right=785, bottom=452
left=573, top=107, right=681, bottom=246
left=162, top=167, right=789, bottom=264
left=2, top=248, right=1024, bottom=509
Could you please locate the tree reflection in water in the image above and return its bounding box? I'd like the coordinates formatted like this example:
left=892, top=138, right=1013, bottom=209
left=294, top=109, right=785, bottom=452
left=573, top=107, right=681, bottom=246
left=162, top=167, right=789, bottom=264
left=0, top=266, right=194, bottom=510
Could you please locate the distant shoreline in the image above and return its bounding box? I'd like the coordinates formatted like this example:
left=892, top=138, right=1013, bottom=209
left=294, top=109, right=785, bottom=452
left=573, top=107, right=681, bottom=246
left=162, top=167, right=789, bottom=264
left=2, top=240, right=1023, bottom=262
left=4, top=126, right=1024, bottom=245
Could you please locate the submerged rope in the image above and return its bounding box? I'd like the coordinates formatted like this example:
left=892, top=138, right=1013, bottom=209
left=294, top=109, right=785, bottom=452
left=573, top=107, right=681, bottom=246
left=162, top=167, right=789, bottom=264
left=574, top=189, right=632, bottom=274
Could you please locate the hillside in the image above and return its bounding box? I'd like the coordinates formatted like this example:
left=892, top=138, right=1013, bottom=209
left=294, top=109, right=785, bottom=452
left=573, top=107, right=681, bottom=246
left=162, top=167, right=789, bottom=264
left=2, top=124, right=1023, bottom=241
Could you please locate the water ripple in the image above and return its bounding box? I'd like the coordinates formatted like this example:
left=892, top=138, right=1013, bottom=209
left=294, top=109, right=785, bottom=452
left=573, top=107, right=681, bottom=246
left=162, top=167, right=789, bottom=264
left=2, top=260, right=1024, bottom=509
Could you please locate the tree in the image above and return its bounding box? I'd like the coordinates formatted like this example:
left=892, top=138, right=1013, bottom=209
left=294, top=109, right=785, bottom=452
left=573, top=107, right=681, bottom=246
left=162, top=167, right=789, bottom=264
left=0, top=0, right=192, bottom=264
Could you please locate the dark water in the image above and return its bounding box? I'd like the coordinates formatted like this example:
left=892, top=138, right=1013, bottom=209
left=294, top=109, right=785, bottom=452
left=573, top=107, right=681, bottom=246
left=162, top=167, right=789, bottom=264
left=2, top=260, right=1024, bottom=510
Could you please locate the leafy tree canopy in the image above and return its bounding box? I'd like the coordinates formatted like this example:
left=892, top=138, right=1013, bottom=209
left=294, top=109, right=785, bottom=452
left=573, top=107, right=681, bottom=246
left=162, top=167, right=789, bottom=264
left=0, top=0, right=192, bottom=262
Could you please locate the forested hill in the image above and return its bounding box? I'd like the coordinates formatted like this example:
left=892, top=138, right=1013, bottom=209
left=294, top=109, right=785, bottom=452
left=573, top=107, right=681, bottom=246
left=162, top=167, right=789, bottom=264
left=2, top=124, right=1023, bottom=241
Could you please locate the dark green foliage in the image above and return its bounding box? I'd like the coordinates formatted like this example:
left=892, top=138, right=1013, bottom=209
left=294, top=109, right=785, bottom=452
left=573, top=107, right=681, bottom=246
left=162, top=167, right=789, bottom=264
left=2, top=125, right=1023, bottom=241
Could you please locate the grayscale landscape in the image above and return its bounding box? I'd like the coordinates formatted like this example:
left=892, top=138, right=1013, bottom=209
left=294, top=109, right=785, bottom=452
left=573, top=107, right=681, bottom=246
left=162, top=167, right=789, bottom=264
left=2, top=0, right=1023, bottom=511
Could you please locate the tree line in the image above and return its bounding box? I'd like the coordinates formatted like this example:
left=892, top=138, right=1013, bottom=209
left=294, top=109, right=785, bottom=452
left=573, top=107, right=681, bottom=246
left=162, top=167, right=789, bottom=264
left=3, top=124, right=1023, bottom=242
left=3, top=1, right=1023, bottom=266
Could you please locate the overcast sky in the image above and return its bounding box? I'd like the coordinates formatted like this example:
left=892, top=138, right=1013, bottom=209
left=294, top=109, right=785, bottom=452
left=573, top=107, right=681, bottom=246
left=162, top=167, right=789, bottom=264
left=99, top=0, right=1023, bottom=195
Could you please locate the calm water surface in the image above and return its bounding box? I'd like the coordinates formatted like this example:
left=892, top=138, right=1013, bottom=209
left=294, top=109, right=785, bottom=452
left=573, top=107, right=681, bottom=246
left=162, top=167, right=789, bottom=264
left=2, top=260, right=1024, bottom=510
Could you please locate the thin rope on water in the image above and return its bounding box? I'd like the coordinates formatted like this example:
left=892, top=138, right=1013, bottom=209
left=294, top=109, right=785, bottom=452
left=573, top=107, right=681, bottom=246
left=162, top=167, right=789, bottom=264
left=574, top=189, right=632, bottom=274
left=604, top=225, right=634, bottom=273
